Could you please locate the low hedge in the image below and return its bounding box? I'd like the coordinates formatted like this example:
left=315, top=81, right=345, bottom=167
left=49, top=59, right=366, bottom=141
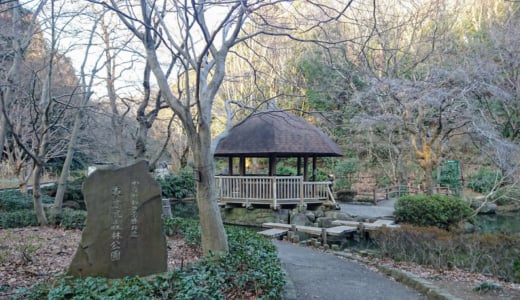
left=371, top=225, right=520, bottom=283
left=394, top=194, right=474, bottom=229
left=0, top=189, right=53, bottom=212
left=19, top=218, right=285, bottom=299
left=0, top=209, right=86, bottom=230
left=0, top=209, right=40, bottom=228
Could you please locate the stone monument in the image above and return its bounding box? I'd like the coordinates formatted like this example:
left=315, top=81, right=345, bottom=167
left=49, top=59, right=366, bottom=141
left=68, top=161, right=167, bottom=278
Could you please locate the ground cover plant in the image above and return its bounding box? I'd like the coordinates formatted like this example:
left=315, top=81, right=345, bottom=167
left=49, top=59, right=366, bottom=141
left=0, top=189, right=86, bottom=230
left=14, top=217, right=285, bottom=299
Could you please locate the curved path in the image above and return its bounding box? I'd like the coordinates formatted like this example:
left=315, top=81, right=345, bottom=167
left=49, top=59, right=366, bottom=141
left=274, top=240, right=427, bottom=300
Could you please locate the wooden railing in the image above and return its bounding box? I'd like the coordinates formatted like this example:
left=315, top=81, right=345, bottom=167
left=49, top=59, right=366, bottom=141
left=215, top=175, right=335, bottom=209
left=356, top=183, right=456, bottom=203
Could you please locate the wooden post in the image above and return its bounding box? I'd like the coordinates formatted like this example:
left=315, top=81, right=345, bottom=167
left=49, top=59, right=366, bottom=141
left=228, top=157, right=233, bottom=175
left=358, top=223, right=365, bottom=240
left=239, top=156, right=246, bottom=175
left=269, top=156, right=276, bottom=176
left=303, top=156, right=309, bottom=181
left=272, top=177, right=277, bottom=209
left=373, top=189, right=377, bottom=204
left=321, top=228, right=327, bottom=246
left=312, top=157, right=317, bottom=182
left=299, top=176, right=304, bottom=208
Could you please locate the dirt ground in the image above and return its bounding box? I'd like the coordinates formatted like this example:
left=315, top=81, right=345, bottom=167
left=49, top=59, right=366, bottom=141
left=1, top=227, right=520, bottom=300
left=362, top=256, right=520, bottom=300
left=0, top=227, right=201, bottom=299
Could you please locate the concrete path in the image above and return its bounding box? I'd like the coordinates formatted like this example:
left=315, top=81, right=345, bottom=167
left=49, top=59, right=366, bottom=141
left=339, top=198, right=397, bottom=219
left=275, top=240, right=427, bottom=300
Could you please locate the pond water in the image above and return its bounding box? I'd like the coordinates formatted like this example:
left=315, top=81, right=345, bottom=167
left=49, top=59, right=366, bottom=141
left=475, top=212, right=520, bottom=234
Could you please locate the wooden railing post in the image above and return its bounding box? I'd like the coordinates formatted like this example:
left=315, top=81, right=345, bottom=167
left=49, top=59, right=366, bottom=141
left=299, top=177, right=304, bottom=207
left=272, top=177, right=277, bottom=209
left=326, top=184, right=336, bottom=204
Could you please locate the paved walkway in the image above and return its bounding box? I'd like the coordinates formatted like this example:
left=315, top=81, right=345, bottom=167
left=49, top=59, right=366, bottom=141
left=338, top=198, right=397, bottom=219
left=275, top=240, right=427, bottom=300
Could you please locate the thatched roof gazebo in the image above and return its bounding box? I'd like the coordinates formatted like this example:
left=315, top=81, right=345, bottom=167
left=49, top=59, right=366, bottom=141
left=214, top=110, right=343, bottom=209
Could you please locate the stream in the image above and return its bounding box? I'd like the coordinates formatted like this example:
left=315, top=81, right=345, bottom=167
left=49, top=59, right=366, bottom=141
left=475, top=212, right=520, bottom=234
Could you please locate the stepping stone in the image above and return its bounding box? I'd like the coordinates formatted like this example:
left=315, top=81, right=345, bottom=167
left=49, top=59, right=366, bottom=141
left=258, top=228, right=288, bottom=238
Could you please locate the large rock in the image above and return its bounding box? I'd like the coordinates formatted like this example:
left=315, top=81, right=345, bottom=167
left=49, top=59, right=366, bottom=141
left=324, top=211, right=353, bottom=221
left=68, top=161, right=167, bottom=278
left=291, top=213, right=313, bottom=226
left=221, top=207, right=289, bottom=226
left=479, top=203, right=498, bottom=214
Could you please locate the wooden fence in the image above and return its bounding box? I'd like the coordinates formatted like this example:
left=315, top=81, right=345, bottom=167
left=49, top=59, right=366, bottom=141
left=355, top=184, right=456, bottom=203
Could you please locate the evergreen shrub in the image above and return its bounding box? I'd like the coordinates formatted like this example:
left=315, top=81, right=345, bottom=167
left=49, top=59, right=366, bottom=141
left=0, top=190, right=33, bottom=211
left=156, top=167, right=196, bottom=199
left=467, top=168, right=500, bottom=194
left=41, top=177, right=86, bottom=210
left=394, top=194, right=473, bottom=229
left=334, top=158, right=359, bottom=191
left=56, top=209, right=87, bottom=230
left=0, top=209, right=39, bottom=228
left=0, top=190, right=53, bottom=212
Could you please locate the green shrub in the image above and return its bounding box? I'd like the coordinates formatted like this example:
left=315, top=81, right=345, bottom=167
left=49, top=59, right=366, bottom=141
left=394, top=194, right=474, bottom=229
left=0, top=190, right=53, bottom=212
left=0, top=189, right=33, bottom=211
left=434, top=162, right=462, bottom=191
left=19, top=219, right=285, bottom=299
left=334, top=158, right=360, bottom=191
left=57, top=209, right=87, bottom=230
left=0, top=209, right=39, bottom=228
left=162, top=217, right=201, bottom=245
left=41, top=177, right=86, bottom=210
left=0, top=207, right=86, bottom=230
left=275, top=165, right=297, bottom=176
left=170, top=200, right=199, bottom=218
left=467, top=168, right=500, bottom=194
left=156, top=167, right=196, bottom=199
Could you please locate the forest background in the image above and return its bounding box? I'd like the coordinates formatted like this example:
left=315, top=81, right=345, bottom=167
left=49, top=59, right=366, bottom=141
left=1, top=0, right=519, bottom=255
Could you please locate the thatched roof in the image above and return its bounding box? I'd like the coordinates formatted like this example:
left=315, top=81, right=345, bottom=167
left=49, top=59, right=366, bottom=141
left=214, top=110, right=343, bottom=157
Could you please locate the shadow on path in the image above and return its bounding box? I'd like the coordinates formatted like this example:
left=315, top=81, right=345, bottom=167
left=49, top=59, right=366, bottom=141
left=274, top=240, right=427, bottom=300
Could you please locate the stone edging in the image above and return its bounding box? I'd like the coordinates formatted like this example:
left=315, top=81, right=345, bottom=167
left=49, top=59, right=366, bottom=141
left=332, top=251, right=463, bottom=300
left=281, top=267, right=297, bottom=300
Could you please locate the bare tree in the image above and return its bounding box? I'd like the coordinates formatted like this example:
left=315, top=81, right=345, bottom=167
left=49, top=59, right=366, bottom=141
left=54, top=7, right=107, bottom=214
left=354, top=69, right=472, bottom=193
left=2, top=1, right=84, bottom=225
left=87, top=0, right=353, bottom=256
left=0, top=1, right=46, bottom=160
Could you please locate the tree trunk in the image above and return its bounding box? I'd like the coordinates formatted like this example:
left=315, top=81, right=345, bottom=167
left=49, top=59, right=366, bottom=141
left=102, top=16, right=126, bottom=165
left=135, top=120, right=148, bottom=160
left=0, top=2, right=22, bottom=162
left=32, top=164, right=48, bottom=226
left=191, top=126, right=228, bottom=256
left=54, top=109, right=83, bottom=214
left=423, top=162, right=435, bottom=195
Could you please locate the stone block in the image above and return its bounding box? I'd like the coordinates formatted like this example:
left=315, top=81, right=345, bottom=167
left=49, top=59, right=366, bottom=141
left=68, top=161, right=167, bottom=278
